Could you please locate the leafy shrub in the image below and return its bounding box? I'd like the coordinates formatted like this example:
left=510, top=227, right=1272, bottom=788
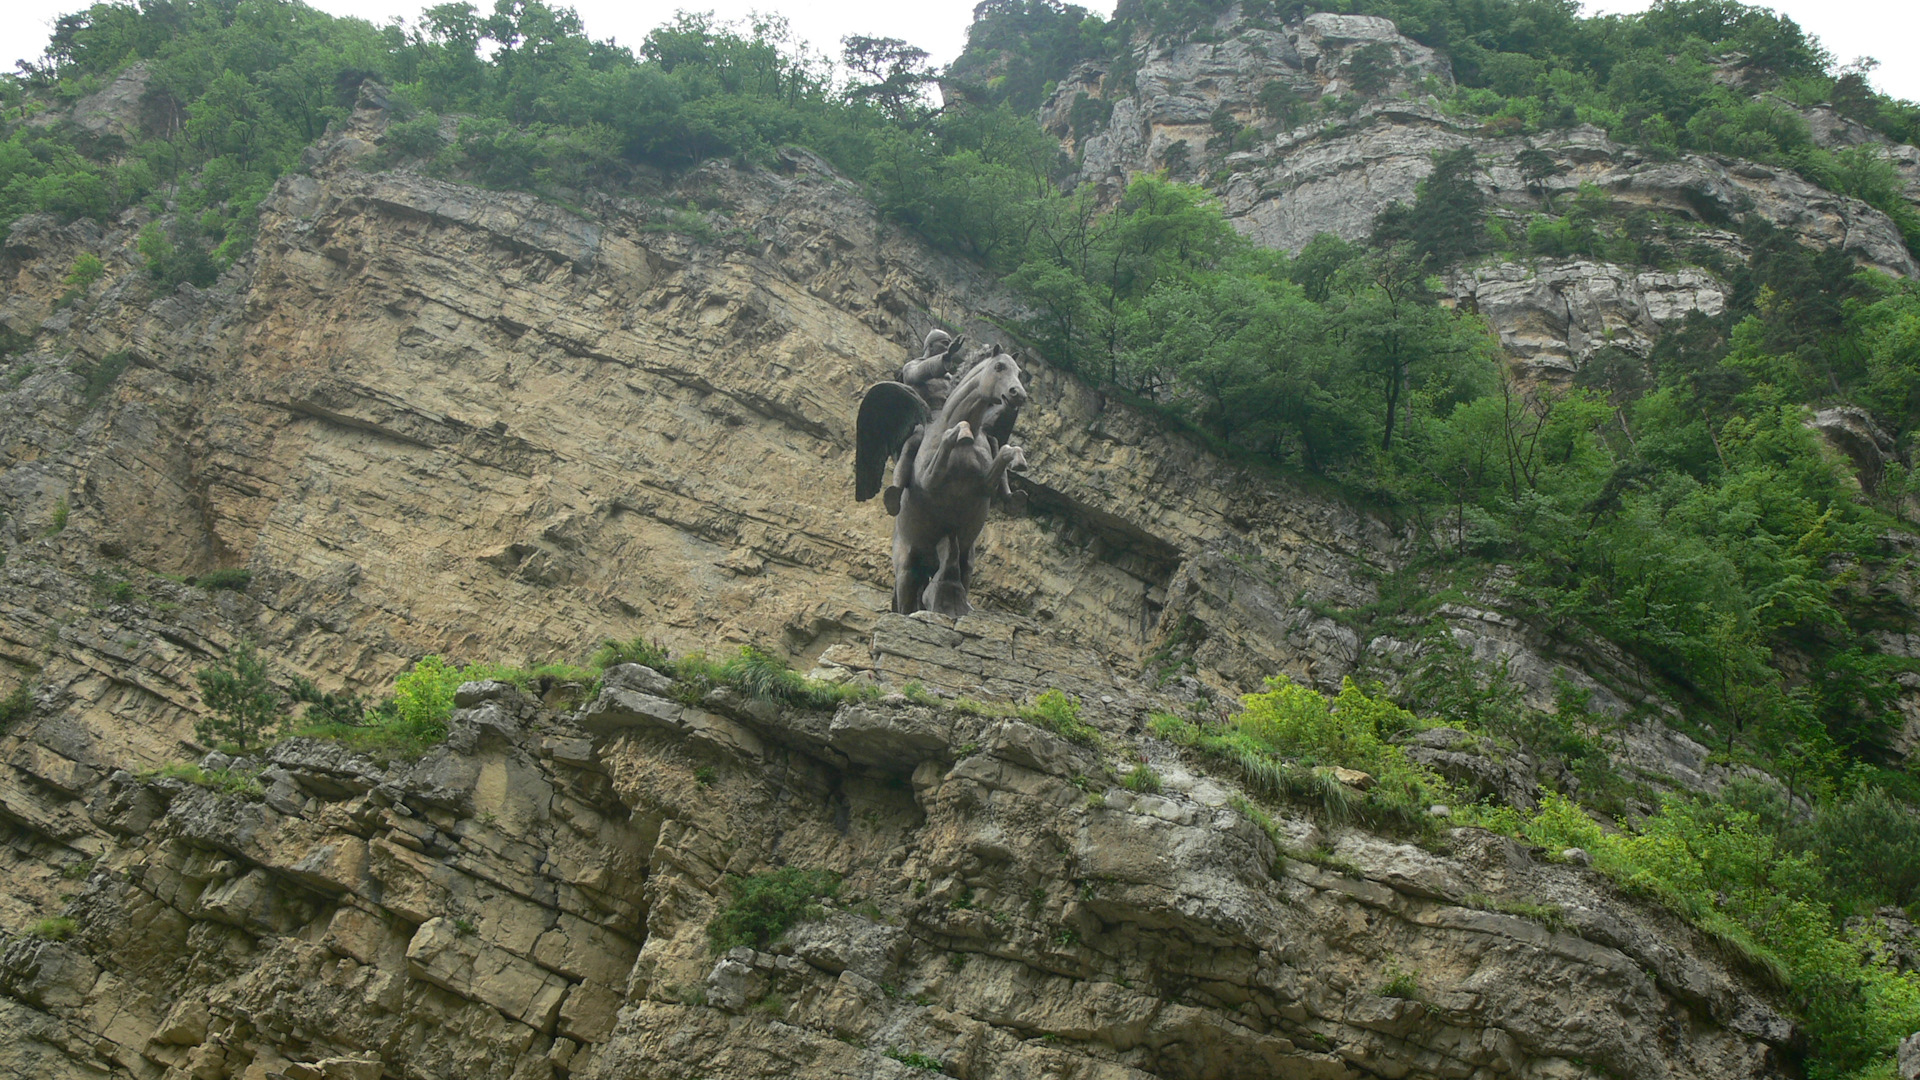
left=440, top=117, right=621, bottom=194
left=1345, top=42, right=1395, bottom=96
left=391, top=655, right=465, bottom=740
left=192, top=641, right=283, bottom=750
left=77, top=350, right=131, bottom=407
left=1377, top=964, right=1421, bottom=1000
left=885, top=1049, right=944, bottom=1071
left=707, top=867, right=840, bottom=953
left=1513, top=791, right=1920, bottom=1076
left=384, top=110, right=446, bottom=158
left=1018, top=689, right=1099, bottom=747
left=137, top=222, right=220, bottom=291
left=1810, top=786, right=1920, bottom=908
left=56, top=253, right=104, bottom=308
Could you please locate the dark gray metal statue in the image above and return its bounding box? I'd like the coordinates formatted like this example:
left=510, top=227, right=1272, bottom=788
left=855, top=339, right=1029, bottom=616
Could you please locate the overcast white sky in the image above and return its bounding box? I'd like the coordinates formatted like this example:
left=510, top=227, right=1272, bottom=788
left=2, top=0, right=1916, bottom=103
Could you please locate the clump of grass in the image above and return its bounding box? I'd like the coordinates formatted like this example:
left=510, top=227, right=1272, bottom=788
left=1018, top=689, right=1099, bottom=747
left=1147, top=676, right=1446, bottom=834
left=44, top=498, right=69, bottom=536
left=1300, top=844, right=1365, bottom=878
left=591, top=636, right=670, bottom=671
left=1122, top=763, right=1162, bottom=794
left=1463, top=893, right=1568, bottom=932
left=707, top=867, right=840, bottom=953
left=27, top=916, right=77, bottom=941
left=141, top=762, right=264, bottom=796
left=885, top=1049, right=943, bottom=1071
left=663, top=645, right=881, bottom=712
left=1230, top=795, right=1290, bottom=874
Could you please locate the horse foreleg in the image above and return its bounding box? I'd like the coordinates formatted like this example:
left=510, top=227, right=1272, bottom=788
left=917, top=421, right=974, bottom=491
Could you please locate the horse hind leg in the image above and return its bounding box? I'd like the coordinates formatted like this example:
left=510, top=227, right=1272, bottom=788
left=893, top=531, right=936, bottom=615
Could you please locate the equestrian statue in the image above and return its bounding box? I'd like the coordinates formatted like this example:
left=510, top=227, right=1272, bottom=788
left=855, top=330, right=1029, bottom=617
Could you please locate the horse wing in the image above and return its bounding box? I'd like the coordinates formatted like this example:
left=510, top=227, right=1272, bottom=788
left=855, top=381, right=930, bottom=502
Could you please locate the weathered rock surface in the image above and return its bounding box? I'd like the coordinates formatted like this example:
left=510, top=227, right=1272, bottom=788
left=1451, top=259, right=1727, bottom=375
left=0, top=643, right=1800, bottom=1079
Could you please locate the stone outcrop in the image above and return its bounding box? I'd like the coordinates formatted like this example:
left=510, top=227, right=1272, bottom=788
left=1, top=650, right=1801, bottom=1080
left=1059, top=14, right=1918, bottom=278
left=1451, top=259, right=1727, bottom=375
left=1042, top=4, right=1920, bottom=378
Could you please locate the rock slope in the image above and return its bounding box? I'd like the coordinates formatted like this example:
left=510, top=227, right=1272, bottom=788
left=2, top=644, right=1798, bottom=1080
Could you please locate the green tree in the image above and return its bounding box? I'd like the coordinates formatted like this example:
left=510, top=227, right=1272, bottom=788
left=1371, top=147, right=1488, bottom=269
left=193, top=641, right=283, bottom=750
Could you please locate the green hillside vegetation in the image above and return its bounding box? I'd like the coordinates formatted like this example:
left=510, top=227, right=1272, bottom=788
left=950, top=0, right=1920, bottom=254
left=8, top=0, right=1920, bottom=1074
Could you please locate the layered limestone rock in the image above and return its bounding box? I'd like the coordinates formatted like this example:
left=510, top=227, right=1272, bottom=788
left=1, top=647, right=1800, bottom=1080
left=1450, top=260, right=1727, bottom=375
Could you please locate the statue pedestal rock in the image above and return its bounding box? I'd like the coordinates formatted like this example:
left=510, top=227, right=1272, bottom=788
left=810, top=612, right=1124, bottom=704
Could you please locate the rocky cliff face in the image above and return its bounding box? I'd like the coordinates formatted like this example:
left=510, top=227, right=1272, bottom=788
left=1041, top=7, right=1920, bottom=376
left=3, top=649, right=1797, bottom=1080
left=0, top=67, right=1871, bottom=1080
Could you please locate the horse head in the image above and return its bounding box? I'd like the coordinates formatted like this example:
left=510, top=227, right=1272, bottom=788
left=940, top=348, right=1027, bottom=434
